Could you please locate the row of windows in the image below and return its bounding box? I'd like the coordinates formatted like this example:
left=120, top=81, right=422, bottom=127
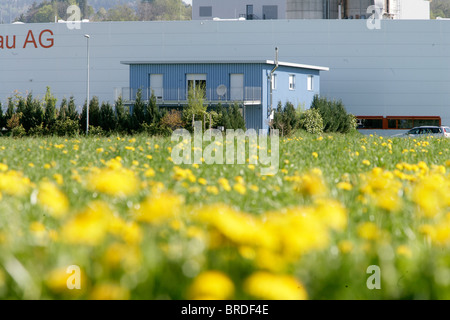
left=149, top=73, right=315, bottom=93
left=272, top=74, right=314, bottom=91
left=357, top=117, right=441, bottom=130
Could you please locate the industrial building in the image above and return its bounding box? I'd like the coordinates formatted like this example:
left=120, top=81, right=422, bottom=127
left=0, top=16, right=449, bottom=135
left=120, top=59, right=328, bottom=131
left=192, top=0, right=431, bottom=20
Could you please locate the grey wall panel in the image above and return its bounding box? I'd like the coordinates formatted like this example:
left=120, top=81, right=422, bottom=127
left=1, top=19, right=450, bottom=124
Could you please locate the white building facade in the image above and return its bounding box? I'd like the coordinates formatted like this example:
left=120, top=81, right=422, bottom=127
left=192, top=0, right=430, bottom=20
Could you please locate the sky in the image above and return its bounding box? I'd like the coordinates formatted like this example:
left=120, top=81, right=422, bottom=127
left=183, top=0, right=192, bottom=5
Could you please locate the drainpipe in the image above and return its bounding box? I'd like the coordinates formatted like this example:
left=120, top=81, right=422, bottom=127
left=268, top=47, right=279, bottom=120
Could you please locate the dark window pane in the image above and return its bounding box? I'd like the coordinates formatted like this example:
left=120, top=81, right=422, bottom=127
left=199, top=6, right=212, bottom=17
left=388, top=119, right=397, bottom=129
left=414, top=119, right=440, bottom=127
left=398, top=119, right=413, bottom=129
left=358, top=119, right=383, bottom=129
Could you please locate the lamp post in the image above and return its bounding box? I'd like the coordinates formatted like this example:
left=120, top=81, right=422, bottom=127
left=84, top=34, right=90, bottom=134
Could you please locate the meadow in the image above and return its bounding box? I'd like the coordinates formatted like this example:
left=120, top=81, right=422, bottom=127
left=0, top=131, right=449, bottom=300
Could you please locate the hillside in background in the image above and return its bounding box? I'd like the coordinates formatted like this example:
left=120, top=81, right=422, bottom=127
left=0, top=0, right=191, bottom=23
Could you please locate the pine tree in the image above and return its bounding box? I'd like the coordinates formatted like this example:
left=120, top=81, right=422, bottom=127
left=0, top=102, right=4, bottom=130
left=131, top=89, right=146, bottom=131
left=58, top=97, right=68, bottom=121
left=115, top=96, right=130, bottom=133
left=230, top=103, right=246, bottom=130
left=43, top=86, right=57, bottom=130
left=5, top=97, right=15, bottom=123
left=100, top=101, right=116, bottom=132
left=88, top=96, right=101, bottom=128
left=67, top=96, right=78, bottom=121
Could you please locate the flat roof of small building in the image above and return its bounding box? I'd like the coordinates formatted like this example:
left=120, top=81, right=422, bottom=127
left=120, top=60, right=329, bottom=71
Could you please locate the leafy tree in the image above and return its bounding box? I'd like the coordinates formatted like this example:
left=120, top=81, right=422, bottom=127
left=105, top=4, right=137, bottom=21
left=183, top=84, right=207, bottom=131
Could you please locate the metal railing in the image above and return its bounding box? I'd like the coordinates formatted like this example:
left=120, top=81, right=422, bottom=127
left=115, top=87, right=262, bottom=105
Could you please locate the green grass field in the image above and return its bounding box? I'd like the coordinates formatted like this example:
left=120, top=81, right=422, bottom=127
left=0, top=131, right=449, bottom=299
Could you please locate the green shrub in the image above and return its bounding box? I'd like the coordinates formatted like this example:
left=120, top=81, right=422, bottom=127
left=54, top=118, right=80, bottom=137
left=88, top=125, right=104, bottom=136
left=300, top=108, right=324, bottom=134
left=310, top=95, right=353, bottom=134
left=11, top=125, right=26, bottom=138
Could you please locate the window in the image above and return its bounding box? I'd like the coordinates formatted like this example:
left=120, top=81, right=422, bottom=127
left=187, top=74, right=207, bottom=97
left=199, top=6, right=212, bottom=17
left=307, top=75, right=314, bottom=91
left=263, top=5, right=278, bottom=19
left=289, top=75, right=296, bottom=90
left=358, top=116, right=441, bottom=129
left=357, top=118, right=383, bottom=129
left=150, top=74, right=163, bottom=100
left=271, top=74, right=277, bottom=90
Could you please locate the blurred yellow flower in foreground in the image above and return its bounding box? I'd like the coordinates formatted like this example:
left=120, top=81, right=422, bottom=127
left=60, top=201, right=113, bottom=245
left=134, top=192, right=184, bottom=225
left=0, top=170, right=31, bottom=196
left=37, top=182, right=69, bottom=218
left=293, top=170, right=328, bottom=198
left=187, top=271, right=234, bottom=300
left=90, top=283, right=130, bottom=300
left=243, top=272, right=308, bottom=300
left=87, top=167, right=140, bottom=197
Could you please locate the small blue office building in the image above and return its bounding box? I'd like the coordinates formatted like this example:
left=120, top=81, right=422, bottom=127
left=121, top=59, right=329, bottom=131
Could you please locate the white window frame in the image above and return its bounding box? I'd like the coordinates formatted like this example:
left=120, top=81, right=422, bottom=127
left=307, top=75, right=314, bottom=91
left=289, top=74, right=296, bottom=90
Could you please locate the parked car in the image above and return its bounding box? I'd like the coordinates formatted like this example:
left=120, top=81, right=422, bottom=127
left=393, top=126, right=450, bottom=138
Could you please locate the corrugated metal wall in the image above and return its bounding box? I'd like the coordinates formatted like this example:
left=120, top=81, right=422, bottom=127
left=130, top=63, right=264, bottom=101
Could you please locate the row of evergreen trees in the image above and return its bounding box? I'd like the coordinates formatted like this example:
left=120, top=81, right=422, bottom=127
left=271, top=95, right=357, bottom=136
left=0, top=87, right=247, bottom=137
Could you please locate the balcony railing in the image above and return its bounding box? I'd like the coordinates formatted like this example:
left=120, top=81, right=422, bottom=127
left=115, top=87, right=262, bottom=105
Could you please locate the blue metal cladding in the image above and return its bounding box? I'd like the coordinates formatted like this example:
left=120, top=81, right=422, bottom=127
left=130, top=63, right=265, bottom=101
left=244, top=105, right=263, bottom=131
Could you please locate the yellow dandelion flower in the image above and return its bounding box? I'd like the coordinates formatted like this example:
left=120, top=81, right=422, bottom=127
left=87, top=167, right=140, bottom=197
left=337, top=181, right=353, bottom=191
left=396, top=245, right=412, bottom=258
left=243, top=272, right=308, bottom=300
left=60, top=201, right=113, bottom=245
left=37, top=182, right=69, bottom=218
left=362, top=159, right=371, bottom=166
left=134, top=192, right=184, bottom=225
left=206, top=185, right=219, bottom=195
left=233, top=183, right=247, bottom=195
left=218, top=178, right=231, bottom=191
left=338, top=240, right=353, bottom=254
left=187, top=271, right=234, bottom=300
left=90, top=283, right=130, bottom=300
left=357, top=222, right=381, bottom=241
left=312, top=152, right=318, bottom=158
left=198, top=178, right=208, bottom=185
